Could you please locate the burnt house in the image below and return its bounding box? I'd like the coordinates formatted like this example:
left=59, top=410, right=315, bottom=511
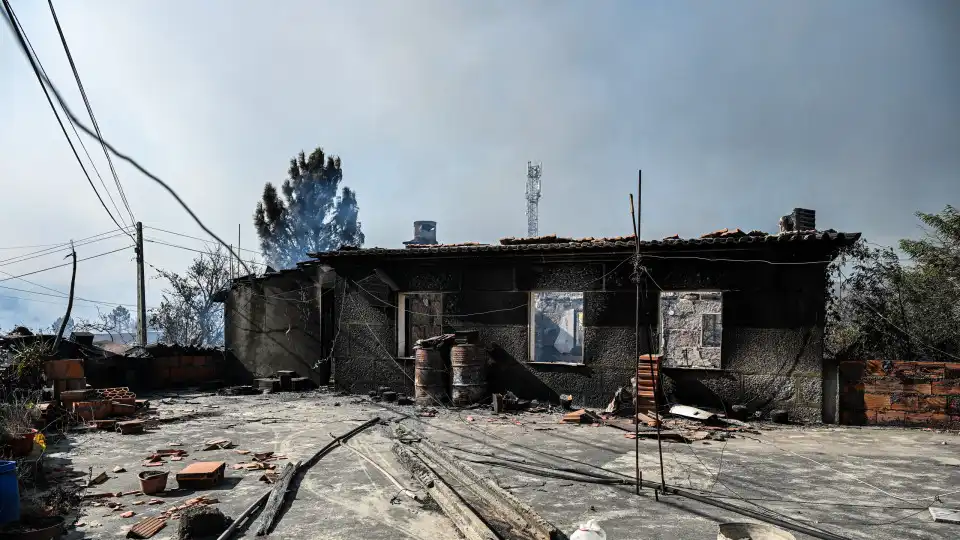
left=225, top=224, right=859, bottom=423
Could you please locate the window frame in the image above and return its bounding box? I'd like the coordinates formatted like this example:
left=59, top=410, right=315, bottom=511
left=527, top=290, right=587, bottom=366
left=658, top=289, right=724, bottom=370
left=396, top=291, right=444, bottom=358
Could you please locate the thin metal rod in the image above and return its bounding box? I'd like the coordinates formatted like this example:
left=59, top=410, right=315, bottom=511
left=628, top=193, right=640, bottom=496
left=637, top=169, right=666, bottom=492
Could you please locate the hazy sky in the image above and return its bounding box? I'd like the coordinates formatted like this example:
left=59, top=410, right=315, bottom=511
left=0, top=0, right=957, bottom=330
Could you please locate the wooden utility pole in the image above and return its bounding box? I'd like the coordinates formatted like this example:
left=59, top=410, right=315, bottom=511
left=136, top=222, right=147, bottom=346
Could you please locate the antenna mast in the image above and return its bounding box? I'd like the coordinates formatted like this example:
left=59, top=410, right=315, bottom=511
left=525, top=161, right=542, bottom=237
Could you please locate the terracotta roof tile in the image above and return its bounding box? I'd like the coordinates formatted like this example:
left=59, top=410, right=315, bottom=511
left=308, top=231, right=861, bottom=260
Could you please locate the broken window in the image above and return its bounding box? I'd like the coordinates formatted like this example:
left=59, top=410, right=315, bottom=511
left=398, top=293, right=442, bottom=357
left=701, top=313, right=722, bottom=347
left=660, top=291, right=723, bottom=369
left=530, top=292, right=585, bottom=364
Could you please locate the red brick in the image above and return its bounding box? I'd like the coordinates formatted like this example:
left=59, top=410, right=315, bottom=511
left=875, top=410, right=904, bottom=424
left=945, top=363, right=960, bottom=379
left=933, top=380, right=960, bottom=395
left=903, top=412, right=949, bottom=425
left=151, top=367, right=170, bottom=380
left=864, top=360, right=886, bottom=375
left=193, top=356, right=208, bottom=368
left=154, top=357, right=180, bottom=369
left=889, top=394, right=920, bottom=411
left=863, top=393, right=890, bottom=410
left=180, top=356, right=195, bottom=367
left=44, top=359, right=84, bottom=380
left=919, top=395, right=947, bottom=412
left=169, top=367, right=188, bottom=382
left=866, top=379, right=933, bottom=394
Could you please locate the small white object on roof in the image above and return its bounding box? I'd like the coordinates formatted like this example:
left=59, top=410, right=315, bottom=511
left=929, top=507, right=960, bottom=524
left=669, top=404, right=717, bottom=422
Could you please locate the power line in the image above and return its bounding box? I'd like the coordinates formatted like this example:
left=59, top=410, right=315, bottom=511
left=144, top=226, right=265, bottom=256
left=0, top=283, right=142, bottom=309
left=1, top=0, right=131, bottom=238
left=0, top=6, right=250, bottom=278
left=0, top=245, right=132, bottom=283
left=47, top=0, right=136, bottom=226
left=143, top=237, right=261, bottom=266
left=0, top=229, right=131, bottom=268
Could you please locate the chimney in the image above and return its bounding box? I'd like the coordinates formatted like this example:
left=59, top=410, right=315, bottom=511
left=70, top=331, right=94, bottom=347
left=792, top=208, right=816, bottom=231
left=403, top=221, right=438, bottom=245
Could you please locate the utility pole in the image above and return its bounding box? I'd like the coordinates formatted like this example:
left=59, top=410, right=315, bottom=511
left=136, top=222, right=147, bottom=346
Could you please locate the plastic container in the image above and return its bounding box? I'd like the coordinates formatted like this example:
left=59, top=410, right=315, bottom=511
left=0, top=461, right=20, bottom=525
left=570, top=519, right=606, bottom=540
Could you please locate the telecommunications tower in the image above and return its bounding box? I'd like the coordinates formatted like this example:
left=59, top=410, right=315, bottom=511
left=525, top=161, right=542, bottom=237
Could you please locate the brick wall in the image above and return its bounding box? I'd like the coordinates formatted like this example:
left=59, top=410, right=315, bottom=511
left=148, top=354, right=223, bottom=388
left=839, top=359, right=960, bottom=427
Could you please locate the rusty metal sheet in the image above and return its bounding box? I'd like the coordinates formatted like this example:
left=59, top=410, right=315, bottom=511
left=126, top=515, right=166, bottom=538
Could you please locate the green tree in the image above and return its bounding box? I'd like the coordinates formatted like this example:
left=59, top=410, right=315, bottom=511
left=254, top=147, right=364, bottom=270
left=827, top=205, right=960, bottom=360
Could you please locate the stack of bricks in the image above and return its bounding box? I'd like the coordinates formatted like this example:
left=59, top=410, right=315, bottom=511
left=149, top=354, right=221, bottom=387
left=96, top=387, right=138, bottom=416
left=44, top=359, right=87, bottom=397
left=635, top=354, right=662, bottom=413
left=840, top=359, right=960, bottom=426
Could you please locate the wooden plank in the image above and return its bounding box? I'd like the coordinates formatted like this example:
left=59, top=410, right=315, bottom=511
left=252, top=460, right=301, bottom=536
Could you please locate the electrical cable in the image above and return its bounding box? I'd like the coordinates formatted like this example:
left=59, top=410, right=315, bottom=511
left=0, top=246, right=131, bottom=283
left=144, top=226, right=265, bottom=256
left=1, top=1, right=131, bottom=238
left=0, top=228, right=130, bottom=267
left=0, top=230, right=130, bottom=268
left=1, top=6, right=249, bottom=277
left=0, top=283, right=139, bottom=309
left=47, top=0, right=136, bottom=225
left=143, top=237, right=260, bottom=267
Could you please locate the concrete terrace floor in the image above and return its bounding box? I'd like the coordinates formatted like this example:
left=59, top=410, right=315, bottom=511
left=44, top=390, right=960, bottom=540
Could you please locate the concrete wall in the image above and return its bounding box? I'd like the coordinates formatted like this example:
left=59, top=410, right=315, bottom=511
left=839, top=359, right=960, bottom=427
left=326, top=248, right=833, bottom=422
left=224, top=268, right=332, bottom=386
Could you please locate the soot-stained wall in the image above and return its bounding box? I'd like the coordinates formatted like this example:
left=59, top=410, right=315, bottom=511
left=224, top=268, right=332, bottom=386
left=324, top=245, right=834, bottom=422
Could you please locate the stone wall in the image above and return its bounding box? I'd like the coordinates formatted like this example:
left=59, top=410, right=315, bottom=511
left=839, top=359, right=960, bottom=427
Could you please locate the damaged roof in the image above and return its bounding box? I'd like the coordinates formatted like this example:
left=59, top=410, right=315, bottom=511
left=309, top=230, right=861, bottom=260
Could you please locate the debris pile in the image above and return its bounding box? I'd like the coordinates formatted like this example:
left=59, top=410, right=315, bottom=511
left=254, top=370, right=317, bottom=393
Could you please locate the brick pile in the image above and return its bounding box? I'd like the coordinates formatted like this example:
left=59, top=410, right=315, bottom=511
left=840, top=359, right=960, bottom=427
left=44, top=358, right=86, bottom=395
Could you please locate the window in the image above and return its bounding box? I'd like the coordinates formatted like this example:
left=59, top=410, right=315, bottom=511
left=660, top=291, right=723, bottom=369
left=530, top=292, right=585, bottom=364
left=701, top=313, right=722, bottom=347
left=397, top=293, right=442, bottom=357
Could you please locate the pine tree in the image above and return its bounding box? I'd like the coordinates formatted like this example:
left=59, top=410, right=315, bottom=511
left=254, top=147, right=364, bottom=269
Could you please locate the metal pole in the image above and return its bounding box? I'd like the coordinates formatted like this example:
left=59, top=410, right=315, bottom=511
left=135, top=222, right=147, bottom=346
left=237, top=223, right=241, bottom=273
left=628, top=193, right=640, bottom=496
left=638, top=169, right=667, bottom=493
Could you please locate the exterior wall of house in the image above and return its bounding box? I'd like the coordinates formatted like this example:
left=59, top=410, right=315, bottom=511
left=224, top=268, right=332, bottom=386
left=325, top=247, right=833, bottom=422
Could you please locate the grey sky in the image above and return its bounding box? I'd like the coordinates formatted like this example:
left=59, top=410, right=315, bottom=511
left=0, top=0, right=957, bottom=330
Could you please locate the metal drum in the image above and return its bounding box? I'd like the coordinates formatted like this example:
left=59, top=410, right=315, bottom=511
left=415, top=347, right=446, bottom=406
left=450, top=344, right=486, bottom=406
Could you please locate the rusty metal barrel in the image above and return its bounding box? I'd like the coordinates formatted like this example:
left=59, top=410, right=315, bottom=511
left=450, top=344, right=486, bottom=406
left=415, top=346, right=446, bottom=406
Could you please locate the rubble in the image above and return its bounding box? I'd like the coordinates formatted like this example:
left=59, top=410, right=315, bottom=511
left=176, top=506, right=232, bottom=539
